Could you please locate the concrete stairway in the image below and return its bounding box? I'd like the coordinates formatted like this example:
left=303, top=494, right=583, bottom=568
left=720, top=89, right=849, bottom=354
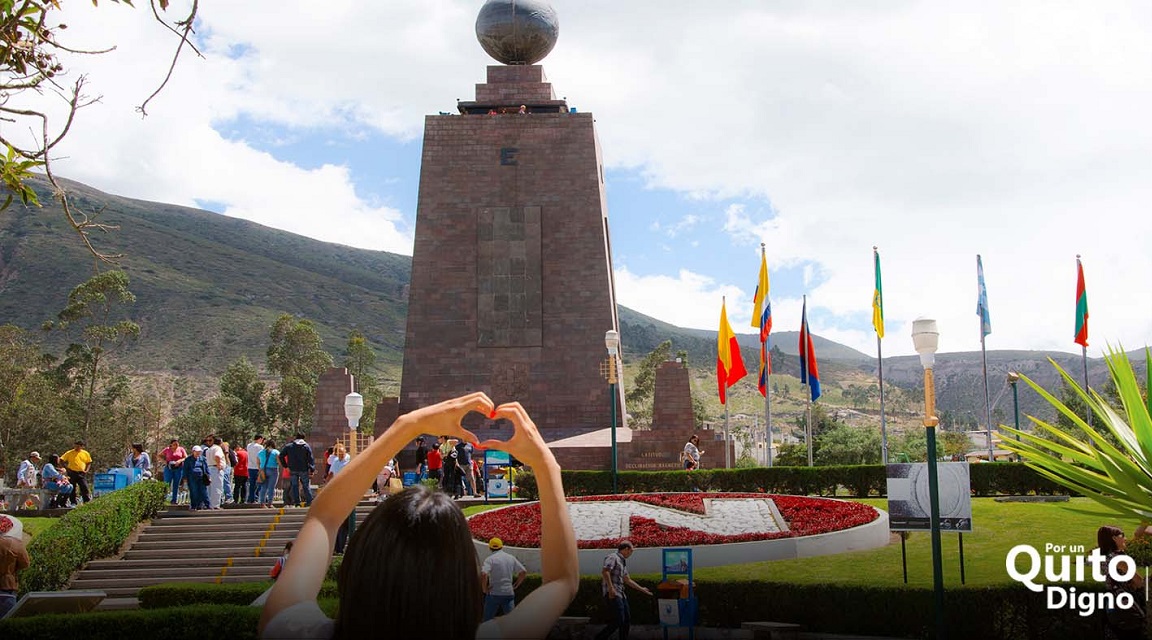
left=72, top=502, right=378, bottom=610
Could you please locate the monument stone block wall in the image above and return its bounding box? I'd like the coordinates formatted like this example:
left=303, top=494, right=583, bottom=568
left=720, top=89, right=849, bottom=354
left=400, top=65, right=620, bottom=440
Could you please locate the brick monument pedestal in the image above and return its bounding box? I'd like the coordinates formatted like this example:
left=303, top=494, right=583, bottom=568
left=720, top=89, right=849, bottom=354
left=399, top=63, right=621, bottom=443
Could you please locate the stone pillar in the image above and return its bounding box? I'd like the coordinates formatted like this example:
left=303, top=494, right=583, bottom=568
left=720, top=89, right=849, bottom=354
left=400, top=64, right=620, bottom=441
left=309, top=368, right=354, bottom=484
left=651, top=360, right=695, bottom=431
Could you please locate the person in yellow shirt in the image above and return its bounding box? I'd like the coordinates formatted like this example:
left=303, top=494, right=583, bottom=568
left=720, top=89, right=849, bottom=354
left=59, top=440, right=93, bottom=505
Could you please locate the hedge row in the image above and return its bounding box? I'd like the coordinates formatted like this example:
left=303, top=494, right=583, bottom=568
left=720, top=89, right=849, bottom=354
left=0, top=604, right=263, bottom=639
left=18, top=480, right=168, bottom=593
left=514, top=462, right=1072, bottom=500
left=138, top=581, right=339, bottom=609
left=86, top=578, right=1114, bottom=640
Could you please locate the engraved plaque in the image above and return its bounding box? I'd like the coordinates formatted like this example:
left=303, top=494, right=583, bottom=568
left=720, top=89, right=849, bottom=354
left=477, top=206, right=542, bottom=347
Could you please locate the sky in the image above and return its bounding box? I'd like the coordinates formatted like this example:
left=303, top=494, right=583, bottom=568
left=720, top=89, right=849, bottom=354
left=23, top=1, right=1152, bottom=358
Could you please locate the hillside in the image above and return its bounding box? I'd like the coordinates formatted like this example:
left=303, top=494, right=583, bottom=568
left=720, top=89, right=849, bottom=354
left=0, top=177, right=1134, bottom=426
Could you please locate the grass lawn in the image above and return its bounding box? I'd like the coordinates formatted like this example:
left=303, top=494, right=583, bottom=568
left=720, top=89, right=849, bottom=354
left=17, top=516, right=57, bottom=539
left=688, top=497, right=1142, bottom=588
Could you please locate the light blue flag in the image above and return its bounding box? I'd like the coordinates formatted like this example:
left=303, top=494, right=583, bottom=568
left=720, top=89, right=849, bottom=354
left=977, top=255, right=991, bottom=337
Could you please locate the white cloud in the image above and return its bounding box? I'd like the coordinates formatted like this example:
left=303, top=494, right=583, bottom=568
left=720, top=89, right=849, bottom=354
left=25, top=1, right=1152, bottom=357
left=614, top=266, right=747, bottom=333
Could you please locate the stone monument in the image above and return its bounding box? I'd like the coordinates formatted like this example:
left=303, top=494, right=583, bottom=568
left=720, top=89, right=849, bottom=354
left=400, top=0, right=622, bottom=443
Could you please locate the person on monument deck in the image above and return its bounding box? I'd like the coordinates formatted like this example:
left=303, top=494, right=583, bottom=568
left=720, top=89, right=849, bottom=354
left=259, top=393, right=578, bottom=640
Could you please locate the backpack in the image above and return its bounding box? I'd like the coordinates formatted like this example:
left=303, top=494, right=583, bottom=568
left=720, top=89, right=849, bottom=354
left=227, top=448, right=238, bottom=468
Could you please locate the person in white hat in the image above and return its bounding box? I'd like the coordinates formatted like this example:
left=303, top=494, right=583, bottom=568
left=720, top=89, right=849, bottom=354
left=0, top=514, right=29, bottom=618
left=481, top=536, right=527, bottom=621
left=16, top=452, right=40, bottom=488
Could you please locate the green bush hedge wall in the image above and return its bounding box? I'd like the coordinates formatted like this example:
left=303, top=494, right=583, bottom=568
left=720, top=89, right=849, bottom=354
left=18, top=480, right=167, bottom=593
left=24, top=578, right=1117, bottom=640
left=514, top=462, right=1072, bottom=500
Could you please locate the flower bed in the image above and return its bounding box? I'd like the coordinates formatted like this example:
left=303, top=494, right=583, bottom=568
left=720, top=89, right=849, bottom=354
left=467, top=493, right=878, bottom=549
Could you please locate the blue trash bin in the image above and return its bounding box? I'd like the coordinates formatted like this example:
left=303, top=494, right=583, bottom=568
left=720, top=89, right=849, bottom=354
left=402, top=472, right=417, bottom=487
left=93, top=473, right=116, bottom=497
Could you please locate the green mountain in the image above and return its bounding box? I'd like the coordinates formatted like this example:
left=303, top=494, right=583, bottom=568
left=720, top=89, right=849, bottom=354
left=0, top=177, right=1131, bottom=426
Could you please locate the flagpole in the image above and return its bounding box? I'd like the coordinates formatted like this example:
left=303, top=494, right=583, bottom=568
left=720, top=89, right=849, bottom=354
left=725, top=402, right=731, bottom=469
left=873, top=247, right=888, bottom=465
left=766, top=339, right=773, bottom=467
left=981, top=332, right=994, bottom=462
left=1082, top=345, right=1091, bottom=427
left=806, top=391, right=813, bottom=467
left=878, top=335, right=888, bottom=465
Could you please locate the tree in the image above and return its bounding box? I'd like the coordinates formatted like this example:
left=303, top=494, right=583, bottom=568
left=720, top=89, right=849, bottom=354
left=43, top=270, right=139, bottom=441
left=167, top=396, right=250, bottom=449
left=0, top=325, right=68, bottom=483
left=266, top=314, right=332, bottom=430
left=0, top=0, right=198, bottom=261
left=343, top=329, right=381, bottom=431
left=220, top=356, right=271, bottom=433
left=624, top=340, right=672, bottom=428
left=815, top=423, right=881, bottom=465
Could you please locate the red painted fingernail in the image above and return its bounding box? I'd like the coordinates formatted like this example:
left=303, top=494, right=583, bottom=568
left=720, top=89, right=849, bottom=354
left=488, top=410, right=497, bottom=419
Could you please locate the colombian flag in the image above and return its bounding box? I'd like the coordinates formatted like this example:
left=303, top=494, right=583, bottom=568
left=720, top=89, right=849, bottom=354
left=751, top=251, right=772, bottom=341
left=799, top=298, right=821, bottom=402
left=717, top=300, right=747, bottom=404
left=758, top=340, right=770, bottom=397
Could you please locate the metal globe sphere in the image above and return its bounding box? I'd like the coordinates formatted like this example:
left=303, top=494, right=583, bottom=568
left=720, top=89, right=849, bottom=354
left=475, top=0, right=559, bottom=65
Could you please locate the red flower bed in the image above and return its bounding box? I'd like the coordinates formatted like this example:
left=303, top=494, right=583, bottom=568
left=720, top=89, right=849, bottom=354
left=467, top=493, right=878, bottom=549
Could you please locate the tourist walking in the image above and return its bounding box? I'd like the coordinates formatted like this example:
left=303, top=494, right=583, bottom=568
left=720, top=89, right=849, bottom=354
left=222, top=441, right=236, bottom=504
left=246, top=435, right=265, bottom=503
left=682, top=435, right=703, bottom=471
left=233, top=444, right=249, bottom=504
left=259, top=392, right=579, bottom=640
left=328, top=444, right=353, bottom=554
left=481, top=537, right=527, bottom=621
left=206, top=436, right=225, bottom=509
left=59, top=441, right=92, bottom=505
left=0, top=514, right=30, bottom=618
left=184, top=446, right=210, bottom=510
left=594, top=540, right=653, bottom=640
left=280, top=434, right=314, bottom=507
left=426, top=440, right=443, bottom=484
left=257, top=440, right=281, bottom=508
left=160, top=439, right=187, bottom=505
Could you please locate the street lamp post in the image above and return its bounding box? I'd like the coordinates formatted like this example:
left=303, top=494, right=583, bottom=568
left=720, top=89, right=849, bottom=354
left=604, top=330, right=620, bottom=494
left=1008, top=372, right=1020, bottom=439
left=343, top=392, right=364, bottom=539
left=344, top=392, right=364, bottom=456
left=912, top=318, right=946, bottom=639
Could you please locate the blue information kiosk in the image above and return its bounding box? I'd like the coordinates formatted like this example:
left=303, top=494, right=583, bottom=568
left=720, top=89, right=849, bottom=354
left=658, top=548, right=696, bottom=639
left=482, top=449, right=513, bottom=504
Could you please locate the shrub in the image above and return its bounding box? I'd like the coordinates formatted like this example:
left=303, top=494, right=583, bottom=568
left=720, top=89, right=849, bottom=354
left=18, top=480, right=167, bottom=593
left=0, top=604, right=261, bottom=639
left=139, top=581, right=340, bottom=609
left=516, top=463, right=1065, bottom=499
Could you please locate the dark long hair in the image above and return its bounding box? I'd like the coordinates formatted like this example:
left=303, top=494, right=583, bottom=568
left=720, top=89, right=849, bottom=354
left=334, top=485, right=481, bottom=638
left=1098, top=525, right=1125, bottom=554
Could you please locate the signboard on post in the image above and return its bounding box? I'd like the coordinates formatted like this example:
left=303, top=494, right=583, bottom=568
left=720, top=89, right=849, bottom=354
left=886, top=462, right=973, bottom=532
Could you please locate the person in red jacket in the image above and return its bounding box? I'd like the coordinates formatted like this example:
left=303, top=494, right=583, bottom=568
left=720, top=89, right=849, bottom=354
left=426, top=442, right=443, bottom=483
left=233, top=446, right=249, bottom=503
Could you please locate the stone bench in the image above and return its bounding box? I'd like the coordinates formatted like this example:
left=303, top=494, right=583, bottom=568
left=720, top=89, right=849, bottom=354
left=547, top=616, right=591, bottom=640
left=1, top=487, right=56, bottom=511
left=741, top=621, right=805, bottom=640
